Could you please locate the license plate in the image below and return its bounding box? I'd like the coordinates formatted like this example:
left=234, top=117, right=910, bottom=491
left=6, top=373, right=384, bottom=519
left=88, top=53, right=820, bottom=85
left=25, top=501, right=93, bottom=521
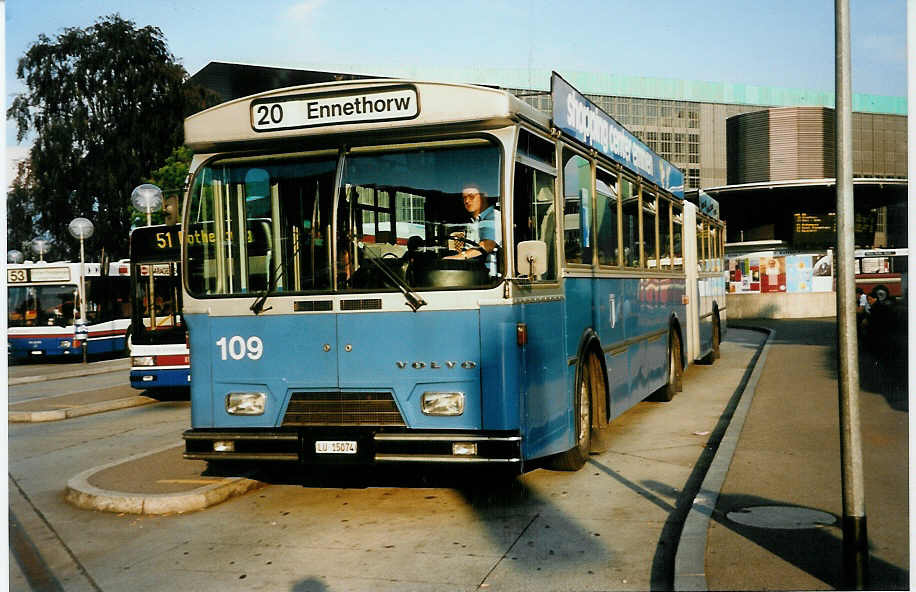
left=315, top=440, right=357, bottom=454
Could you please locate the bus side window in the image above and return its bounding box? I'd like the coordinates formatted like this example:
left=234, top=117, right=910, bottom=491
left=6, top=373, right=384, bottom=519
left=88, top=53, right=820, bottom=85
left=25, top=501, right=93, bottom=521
left=642, top=191, right=657, bottom=269
left=621, top=177, right=639, bottom=268
left=513, top=162, right=556, bottom=281
left=596, top=168, right=618, bottom=266
left=562, top=149, right=592, bottom=265
left=672, top=204, right=683, bottom=271
left=658, top=197, right=670, bottom=270
left=84, top=279, right=99, bottom=323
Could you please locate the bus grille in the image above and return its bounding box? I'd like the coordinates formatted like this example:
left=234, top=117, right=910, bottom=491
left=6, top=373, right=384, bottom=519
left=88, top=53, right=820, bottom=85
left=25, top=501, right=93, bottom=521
left=340, top=298, right=382, bottom=311
left=282, top=391, right=406, bottom=426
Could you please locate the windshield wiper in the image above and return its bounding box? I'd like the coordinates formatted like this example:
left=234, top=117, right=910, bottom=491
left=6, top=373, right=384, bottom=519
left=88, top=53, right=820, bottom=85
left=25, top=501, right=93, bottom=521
left=362, top=254, right=426, bottom=312
left=250, top=253, right=280, bottom=315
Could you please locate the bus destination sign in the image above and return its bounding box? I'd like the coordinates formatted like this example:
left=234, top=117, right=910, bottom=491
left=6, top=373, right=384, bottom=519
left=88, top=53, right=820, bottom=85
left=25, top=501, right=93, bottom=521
left=551, top=72, right=684, bottom=199
left=251, top=86, right=419, bottom=132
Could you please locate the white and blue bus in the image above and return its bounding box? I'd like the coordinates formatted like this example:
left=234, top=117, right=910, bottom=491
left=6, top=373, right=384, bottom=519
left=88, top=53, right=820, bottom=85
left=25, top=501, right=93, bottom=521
left=181, top=73, right=726, bottom=471
left=128, top=225, right=190, bottom=391
left=8, top=260, right=131, bottom=362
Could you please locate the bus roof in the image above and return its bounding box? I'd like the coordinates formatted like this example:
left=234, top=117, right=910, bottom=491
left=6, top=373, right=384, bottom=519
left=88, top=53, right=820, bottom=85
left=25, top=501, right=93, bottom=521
left=7, top=260, right=129, bottom=283
left=184, top=79, right=550, bottom=152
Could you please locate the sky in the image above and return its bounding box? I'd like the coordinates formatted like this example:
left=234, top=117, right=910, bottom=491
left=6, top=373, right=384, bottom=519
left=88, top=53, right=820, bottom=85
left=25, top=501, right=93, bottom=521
left=3, top=0, right=910, bottom=179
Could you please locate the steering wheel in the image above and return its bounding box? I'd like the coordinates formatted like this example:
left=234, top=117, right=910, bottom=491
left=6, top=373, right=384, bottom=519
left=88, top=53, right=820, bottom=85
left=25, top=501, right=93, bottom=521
left=451, top=235, right=485, bottom=252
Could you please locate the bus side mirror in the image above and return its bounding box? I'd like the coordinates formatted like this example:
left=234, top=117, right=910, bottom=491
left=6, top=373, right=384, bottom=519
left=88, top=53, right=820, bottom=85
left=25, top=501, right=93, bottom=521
left=517, top=240, right=547, bottom=279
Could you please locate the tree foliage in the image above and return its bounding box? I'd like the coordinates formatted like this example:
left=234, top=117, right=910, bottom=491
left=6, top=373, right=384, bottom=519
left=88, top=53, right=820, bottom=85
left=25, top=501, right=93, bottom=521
left=129, top=145, right=193, bottom=227
left=7, top=14, right=217, bottom=261
left=5, top=160, right=69, bottom=261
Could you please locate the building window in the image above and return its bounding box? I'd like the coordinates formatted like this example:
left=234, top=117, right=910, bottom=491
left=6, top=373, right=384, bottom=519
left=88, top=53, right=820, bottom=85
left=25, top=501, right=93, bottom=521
left=646, top=131, right=658, bottom=152
left=660, top=133, right=672, bottom=157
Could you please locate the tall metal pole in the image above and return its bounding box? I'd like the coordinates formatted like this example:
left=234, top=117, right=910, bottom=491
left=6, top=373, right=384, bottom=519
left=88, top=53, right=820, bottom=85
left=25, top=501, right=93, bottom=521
left=835, top=0, right=868, bottom=588
left=79, top=237, right=88, bottom=364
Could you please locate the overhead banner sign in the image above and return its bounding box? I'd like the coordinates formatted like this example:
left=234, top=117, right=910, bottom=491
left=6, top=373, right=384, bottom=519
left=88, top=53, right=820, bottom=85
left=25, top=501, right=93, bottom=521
left=698, top=190, right=720, bottom=219
left=551, top=72, right=684, bottom=199
left=251, top=85, right=419, bottom=132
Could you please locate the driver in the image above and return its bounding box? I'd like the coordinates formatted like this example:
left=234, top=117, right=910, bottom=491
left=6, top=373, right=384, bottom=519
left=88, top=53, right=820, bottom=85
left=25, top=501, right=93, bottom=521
left=445, top=183, right=501, bottom=260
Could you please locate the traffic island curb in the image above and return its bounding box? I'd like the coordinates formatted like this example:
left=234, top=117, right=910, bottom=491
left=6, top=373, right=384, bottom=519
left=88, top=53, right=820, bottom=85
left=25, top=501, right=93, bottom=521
left=64, top=445, right=265, bottom=515
left=673, top=326, right=775, bottom=591
left=9, top=395, right=157, bottom=423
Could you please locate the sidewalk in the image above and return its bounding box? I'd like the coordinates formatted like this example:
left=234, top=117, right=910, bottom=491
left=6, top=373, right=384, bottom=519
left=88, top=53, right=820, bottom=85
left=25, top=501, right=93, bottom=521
left=8, top=357, right=155, bottom=422
left=702, top=319, right=908, bottom=591
left=9, top=356, right=129, bottom=385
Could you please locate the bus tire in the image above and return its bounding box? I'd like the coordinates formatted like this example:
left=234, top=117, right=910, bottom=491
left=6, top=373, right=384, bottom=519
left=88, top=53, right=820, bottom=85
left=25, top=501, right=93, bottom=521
left=668, top=330, right=684, bottom=396
left=123, top=326, right=132, bottom=356
left=549, top=353, right=594, bottom=471
left=712, top=317, right=721, bottom=360
left=656, top=331, right=681, bottom=402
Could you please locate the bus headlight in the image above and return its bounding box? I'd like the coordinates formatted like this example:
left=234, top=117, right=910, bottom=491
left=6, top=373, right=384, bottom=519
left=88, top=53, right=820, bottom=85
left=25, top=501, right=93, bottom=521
left=132, top=356, right=155, bottom=366
left=60, top=340, right=72, bottom=349
left=421, top=392, right=465, bottom=416
left=226, top=392, right=266, bottom=415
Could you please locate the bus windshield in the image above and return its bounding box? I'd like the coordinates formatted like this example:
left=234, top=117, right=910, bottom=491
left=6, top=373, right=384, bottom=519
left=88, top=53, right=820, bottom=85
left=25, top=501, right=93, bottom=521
left=133, top=261, right=184, bottom=343
left=8, top=284, right=77, bottom=327
left=185, top=142, right=502, bottom=297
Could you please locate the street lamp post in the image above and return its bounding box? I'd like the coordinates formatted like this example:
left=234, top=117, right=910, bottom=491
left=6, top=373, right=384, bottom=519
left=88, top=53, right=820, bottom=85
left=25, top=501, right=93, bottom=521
left=31, top=238, right=50, bottom=262
left=131, top=184, right=164, bottom=330
left=131, top=183, right=163, bottom=227
left=68, top=217, right=95, bottom=364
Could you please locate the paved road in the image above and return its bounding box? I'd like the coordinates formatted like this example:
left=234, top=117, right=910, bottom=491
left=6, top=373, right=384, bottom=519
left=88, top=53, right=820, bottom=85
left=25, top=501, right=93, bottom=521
left=9, top=331, right=762, bottom=591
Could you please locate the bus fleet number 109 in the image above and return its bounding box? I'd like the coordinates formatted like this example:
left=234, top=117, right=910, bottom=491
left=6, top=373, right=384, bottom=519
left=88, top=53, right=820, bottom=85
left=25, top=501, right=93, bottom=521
left=215, top=336, right=264, bottom=361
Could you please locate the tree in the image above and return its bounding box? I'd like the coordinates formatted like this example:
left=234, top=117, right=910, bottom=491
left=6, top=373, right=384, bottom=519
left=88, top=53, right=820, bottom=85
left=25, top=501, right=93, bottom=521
left=7, top=14, right=217, bottom=261
left=5, top=159, right=68, bottom=261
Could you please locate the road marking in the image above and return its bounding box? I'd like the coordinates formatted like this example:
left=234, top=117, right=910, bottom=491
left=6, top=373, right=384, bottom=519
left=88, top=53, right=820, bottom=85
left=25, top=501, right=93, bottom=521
left=155, top=479, right=224, bottom=485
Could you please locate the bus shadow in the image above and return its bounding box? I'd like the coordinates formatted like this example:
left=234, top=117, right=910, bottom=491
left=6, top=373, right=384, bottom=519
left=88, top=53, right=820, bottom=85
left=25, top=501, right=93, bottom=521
left=142, top=387, right=190, bottom=402
left=225, top=461, right=609, bottom=579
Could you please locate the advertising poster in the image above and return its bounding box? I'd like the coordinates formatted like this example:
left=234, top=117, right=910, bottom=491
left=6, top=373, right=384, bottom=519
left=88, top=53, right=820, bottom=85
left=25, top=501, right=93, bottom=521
left=727, top=257, right=761, bottom=293
left=728, top=259, right=741, bottom=292
left=760, top=256, right=786, bottom=292
left=748, top=258, right=760, bottom=292
left=812, top=252, right=833, bottom=292
left=786, top=255, right=813, bottom=292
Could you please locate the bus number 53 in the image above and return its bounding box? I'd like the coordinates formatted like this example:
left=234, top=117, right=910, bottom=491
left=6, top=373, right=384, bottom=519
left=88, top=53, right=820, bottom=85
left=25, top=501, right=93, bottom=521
left=216, top=336, right=264, bottom=360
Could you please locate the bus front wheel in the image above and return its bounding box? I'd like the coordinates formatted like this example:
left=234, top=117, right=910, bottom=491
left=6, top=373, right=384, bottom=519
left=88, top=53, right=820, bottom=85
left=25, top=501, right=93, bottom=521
left=549, top=353, right=594, bottom=471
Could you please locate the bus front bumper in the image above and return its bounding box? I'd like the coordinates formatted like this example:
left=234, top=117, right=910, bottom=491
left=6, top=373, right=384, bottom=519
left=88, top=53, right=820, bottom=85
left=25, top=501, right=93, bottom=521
left=130, top=368, right=191, bottom=390
left=183, top=428, right=522, bottom=466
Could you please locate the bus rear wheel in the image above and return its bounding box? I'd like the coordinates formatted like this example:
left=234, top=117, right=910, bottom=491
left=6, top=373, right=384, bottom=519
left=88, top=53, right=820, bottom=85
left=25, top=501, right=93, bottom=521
left=712, top=317, right=721, bottom=360
left=657, top=330, right=682, bottom=402
left=549, top=353, right=594, bottom=471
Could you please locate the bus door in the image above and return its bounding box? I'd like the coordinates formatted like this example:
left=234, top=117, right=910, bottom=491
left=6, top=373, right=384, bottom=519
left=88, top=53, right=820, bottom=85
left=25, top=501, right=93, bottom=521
left=513, top=150, right=567, bottom=459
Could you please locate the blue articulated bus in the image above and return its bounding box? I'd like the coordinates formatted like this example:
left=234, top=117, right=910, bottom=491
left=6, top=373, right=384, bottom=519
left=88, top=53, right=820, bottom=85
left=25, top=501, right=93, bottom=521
left=181, top=72, right=726, bottom=471
left=128, top=225, right=190, bottom=390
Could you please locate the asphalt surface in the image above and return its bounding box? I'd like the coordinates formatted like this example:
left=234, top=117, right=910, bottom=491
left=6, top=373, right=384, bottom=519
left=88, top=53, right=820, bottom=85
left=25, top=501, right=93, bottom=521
left=7, top=319, right=909, bottom=590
